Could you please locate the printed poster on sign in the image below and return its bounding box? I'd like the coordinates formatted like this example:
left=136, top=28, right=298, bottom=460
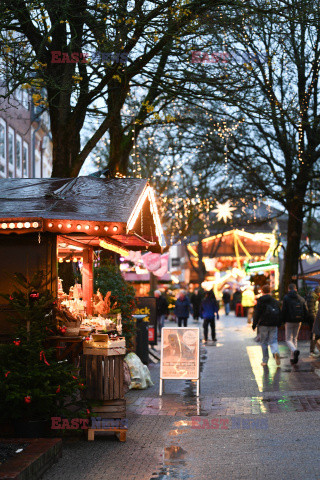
left=160, top=327, right=199, bottom=380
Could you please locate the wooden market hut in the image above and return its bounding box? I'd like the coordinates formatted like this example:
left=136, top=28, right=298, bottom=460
left=187, top=229, right=279, bottom=290
left=0, top=176, right=165, bottom=335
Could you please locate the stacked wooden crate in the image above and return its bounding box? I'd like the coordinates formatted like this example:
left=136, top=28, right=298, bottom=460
left=81, top=352, right=127, bottom=441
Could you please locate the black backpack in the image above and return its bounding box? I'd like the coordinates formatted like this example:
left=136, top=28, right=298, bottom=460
left=261, top=302, right=281, bottom=325
left=289, top=297, right=304, bottom=322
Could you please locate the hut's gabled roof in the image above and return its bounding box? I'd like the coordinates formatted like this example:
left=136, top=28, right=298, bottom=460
left=0, top=177, right=146, bottom=222
left=0, top=177, right=165, bottom=252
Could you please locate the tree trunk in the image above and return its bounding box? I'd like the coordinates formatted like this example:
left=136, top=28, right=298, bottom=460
left=280, top=198, right=305, bottom=297
left=107, top=80, right=130, bottom=175
left=50, top=124, right=81, bottom=177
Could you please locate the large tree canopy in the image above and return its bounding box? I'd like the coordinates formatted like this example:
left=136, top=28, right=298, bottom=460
left=0, top=0, right=243, bottom=177
left=184, top=0, right=320, bottom=293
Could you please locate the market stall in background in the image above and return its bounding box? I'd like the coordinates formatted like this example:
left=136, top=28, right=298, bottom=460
left=187, top=229, right=280, bottom=297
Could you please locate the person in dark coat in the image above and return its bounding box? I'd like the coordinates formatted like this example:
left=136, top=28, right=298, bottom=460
left=252, top=284, right=281, bottom=366
left=174, top=291, right=192, bottom=327
left=200, top=290, right=219, bottom=342
left=190, top=289, right=202, bottom=322
left=306, top=286, right=320, bottom=355
left=222, top=289, right=231, bottom=315
left=155, top=290, right=169, bottom=337
left=282, top=283, right=308, bottom=364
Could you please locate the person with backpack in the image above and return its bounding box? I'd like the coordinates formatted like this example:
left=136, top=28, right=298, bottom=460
left=252, top=284, right=281, bottom=366
left=281, top=283, right=308, bottom=365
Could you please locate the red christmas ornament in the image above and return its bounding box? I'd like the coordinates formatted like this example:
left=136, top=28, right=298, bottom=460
left=39, top=350, right=50, bottom=366
left=5, top=371, right=10, bottom=378
left=13, top=340, right=21, bottom=346
left=86, top=409, right=90, bottom=415
left=9, top=296, right=13, bottom=300
left=24, top=396, right=31, bottom=404
left=56, top=385, right=61, bottom=393
left=72, top=375, right=77, bottom=380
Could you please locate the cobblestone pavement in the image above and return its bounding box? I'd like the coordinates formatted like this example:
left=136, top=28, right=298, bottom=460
left=44, top=314, right=320, bottom=480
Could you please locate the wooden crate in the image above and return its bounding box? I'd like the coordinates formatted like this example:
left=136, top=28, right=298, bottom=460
left=88, top=400, right=127, bottom=441
left=83, top=344, right=126, bottom=356
left=88, top=427, right=127, bottom=442
left=80, top=354, right=125, bottom=400
left=90, top=399, right=126, bottom=419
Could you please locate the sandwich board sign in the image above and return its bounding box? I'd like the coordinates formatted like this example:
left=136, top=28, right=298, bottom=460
left=160, top=327, right=200, bottom=396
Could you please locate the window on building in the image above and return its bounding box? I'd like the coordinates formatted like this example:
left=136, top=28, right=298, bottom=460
left=8, top=128, right=14, bottom=177
left=23, top=142, right=28, bottom=177
left=0, top=119, right=6, bottom=176
left=22, top=89, right=29, bottom=110
left=15, top=86, right=23, bottom=104
left=16, top=134, right=22, bottom=177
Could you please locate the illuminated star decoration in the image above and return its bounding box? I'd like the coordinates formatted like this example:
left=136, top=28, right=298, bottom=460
left=213, top=201, right=236, bottom=223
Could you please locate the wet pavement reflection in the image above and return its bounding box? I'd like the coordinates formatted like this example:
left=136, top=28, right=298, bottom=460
left=247, top=345, right=320, bottom=392
left=151, top=431, right=193, bottom=479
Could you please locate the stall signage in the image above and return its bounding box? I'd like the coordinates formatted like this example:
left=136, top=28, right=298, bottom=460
left=135, top=297, right=157, bottom=345
left=160, top=327, right=199, bottom=380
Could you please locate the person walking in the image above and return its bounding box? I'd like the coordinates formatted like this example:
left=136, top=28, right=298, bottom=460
left=252, top=284, right=281, bottom=366
left=312, top=298, right=320, bottom=356
left=155, top=290, right=169, bottom=337
left=241, top=285, right=256, bottom=324
left=200, top=290, right=219, bottom=342
left=282, top=283, right=308, bottom=364
left=190, top=288, right=202, bottom=322
left=222, top=288, right=231, bottom=316
left=233, top=288, right=242, bottom=316
left=306, top=286, right=320, bottom=356
left=174, top=290, right=192, bottom=327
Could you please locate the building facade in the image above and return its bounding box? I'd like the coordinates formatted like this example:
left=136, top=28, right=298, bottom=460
left=0, top=86, right=52, bottom=179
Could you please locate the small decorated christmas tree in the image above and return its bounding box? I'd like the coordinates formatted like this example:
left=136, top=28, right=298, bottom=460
left=0, top=272, right=85, bottom=423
